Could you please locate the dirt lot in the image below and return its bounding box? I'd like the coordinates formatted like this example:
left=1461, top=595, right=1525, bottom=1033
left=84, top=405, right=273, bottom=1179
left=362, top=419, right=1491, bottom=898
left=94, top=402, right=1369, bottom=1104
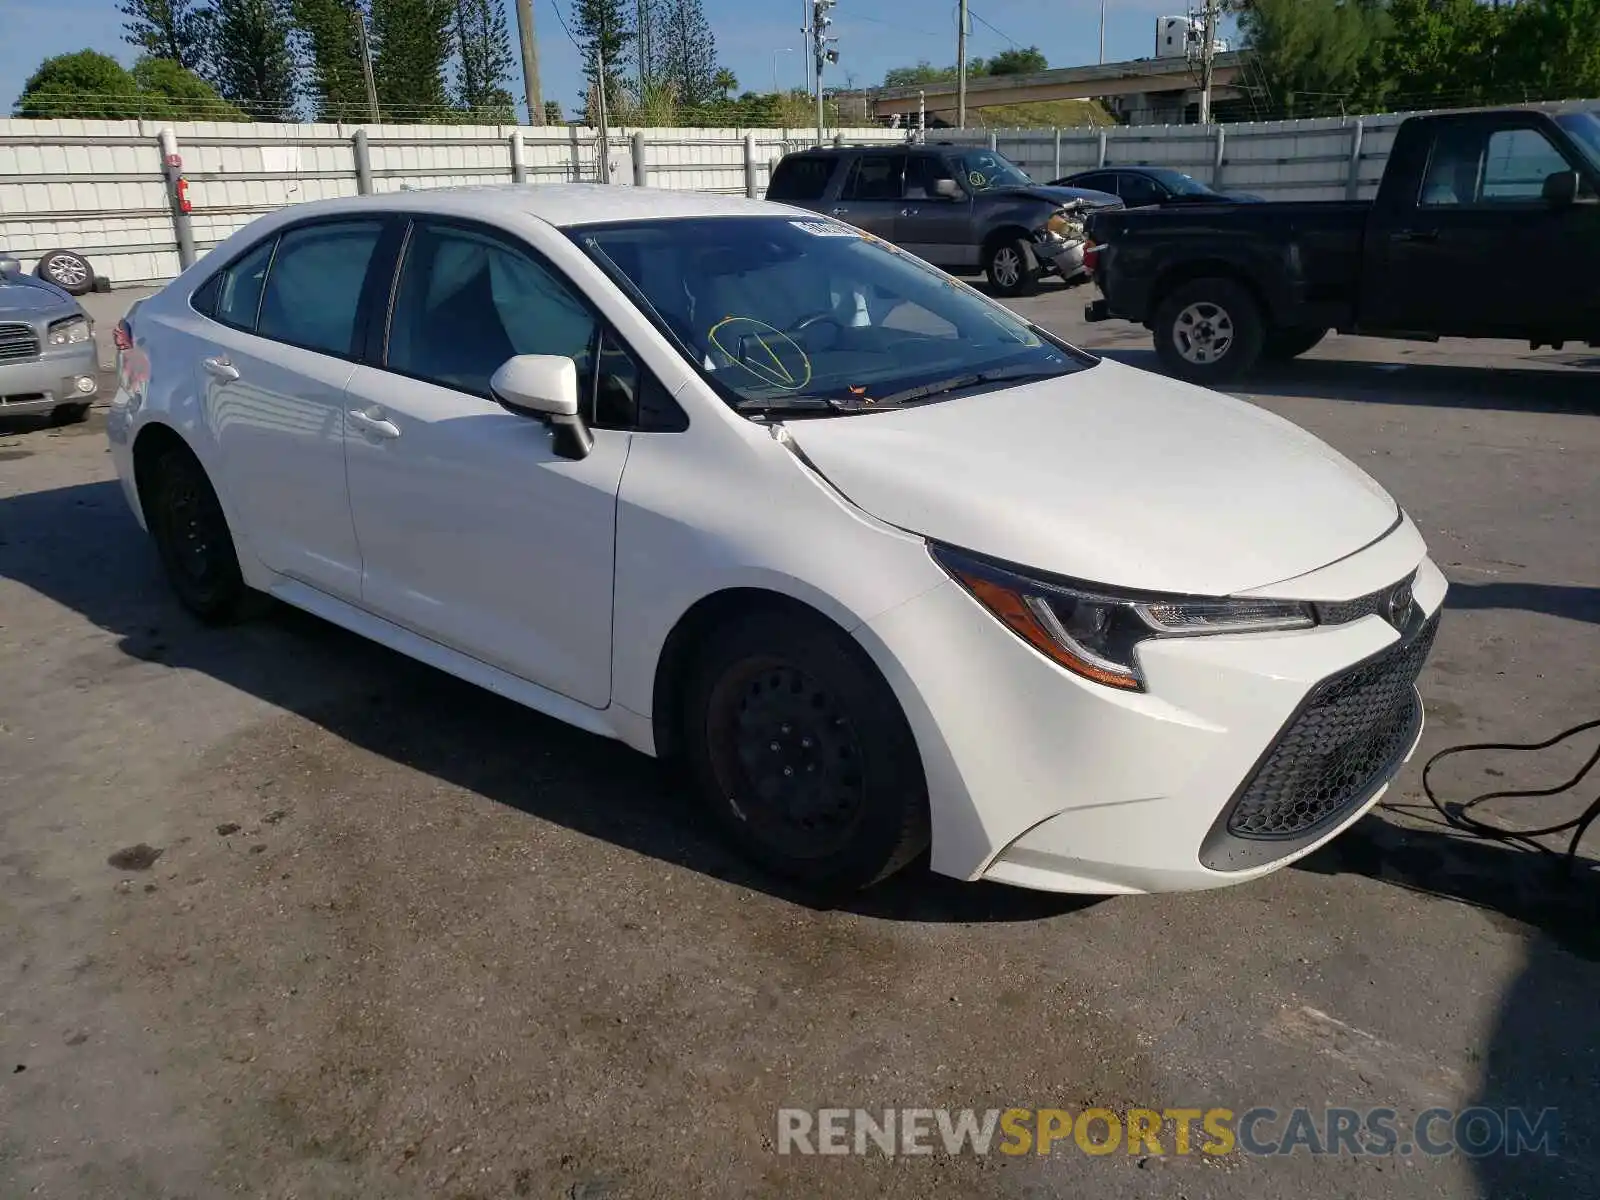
left=2, top=285, right=1597, bottom=1200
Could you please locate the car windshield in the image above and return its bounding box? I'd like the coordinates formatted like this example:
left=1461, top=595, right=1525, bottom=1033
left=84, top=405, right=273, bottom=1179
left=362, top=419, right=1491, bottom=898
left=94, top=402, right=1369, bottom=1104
left=951, top=149, right=1033, bottom=191
left=1554, top=113, right=1600, bottom=174
left=572, top=216, right=1090, bottom=415
left=1146, top=168, right=1217, bottom=196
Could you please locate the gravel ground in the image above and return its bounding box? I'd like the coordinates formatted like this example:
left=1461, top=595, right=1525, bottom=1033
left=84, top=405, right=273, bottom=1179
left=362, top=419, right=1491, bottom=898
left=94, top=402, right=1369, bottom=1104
left=1, top=283, right=1596, bottom=1200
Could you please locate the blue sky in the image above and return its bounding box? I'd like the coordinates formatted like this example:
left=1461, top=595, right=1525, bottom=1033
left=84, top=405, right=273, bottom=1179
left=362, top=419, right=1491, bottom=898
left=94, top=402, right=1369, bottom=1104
left=5, top=0, right=1229, bottom=118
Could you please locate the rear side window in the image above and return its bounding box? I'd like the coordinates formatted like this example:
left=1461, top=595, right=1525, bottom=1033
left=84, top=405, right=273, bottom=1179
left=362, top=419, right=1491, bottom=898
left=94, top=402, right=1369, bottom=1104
left=256, top=221, right=384, bottom=356
left=842, top=154, right=906, bottom=201
left=200, top=237, right=275, bottom=329
left=767, top=156, right=835, bottom=202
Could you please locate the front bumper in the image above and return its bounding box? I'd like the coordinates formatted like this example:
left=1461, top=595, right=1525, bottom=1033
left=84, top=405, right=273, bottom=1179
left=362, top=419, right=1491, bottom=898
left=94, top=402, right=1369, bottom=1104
left=1034, top=238, right=1087, bottom=280
left=0, top=343, right=99, bottom=415
left=856, top=530, right=1446, bottom=894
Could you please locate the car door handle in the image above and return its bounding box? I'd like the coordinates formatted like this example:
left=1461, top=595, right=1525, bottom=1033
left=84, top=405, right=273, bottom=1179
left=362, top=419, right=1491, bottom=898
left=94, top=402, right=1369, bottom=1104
left=830, top=207, right=848, bottom=216
left=347, top=409, right=401, bottom=439
left=1390, top=228, right=1439, bottom=243
left=202, top=356, right=239, bottom=381
left=900, top=207, right=920, bottom=217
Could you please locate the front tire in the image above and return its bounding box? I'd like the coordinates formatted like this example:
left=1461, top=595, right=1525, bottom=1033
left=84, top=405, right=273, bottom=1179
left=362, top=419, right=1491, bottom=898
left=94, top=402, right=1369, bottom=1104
left=1153, top=277, right=1265, bottom=384
left=683, top=607, right=930, bottom=892
left=146, top=446, right=260, bottom=625
left=984, top=236, right=1041, bottom=298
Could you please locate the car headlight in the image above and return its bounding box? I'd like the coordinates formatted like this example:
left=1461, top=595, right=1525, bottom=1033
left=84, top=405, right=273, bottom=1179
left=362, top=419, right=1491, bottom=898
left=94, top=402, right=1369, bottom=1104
left=48, top=315, right=91, bottom=345
left=931, top=543, right=1314, bottom=691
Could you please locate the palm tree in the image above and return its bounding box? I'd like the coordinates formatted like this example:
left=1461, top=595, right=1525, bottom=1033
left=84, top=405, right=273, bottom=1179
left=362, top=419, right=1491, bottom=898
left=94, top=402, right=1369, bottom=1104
left=712, top=66, right=737, bottom=99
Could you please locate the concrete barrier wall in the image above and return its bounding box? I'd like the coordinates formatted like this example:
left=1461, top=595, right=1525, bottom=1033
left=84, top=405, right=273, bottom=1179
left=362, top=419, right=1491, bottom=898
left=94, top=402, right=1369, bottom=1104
left=3, top=102, right=1596, bottom=287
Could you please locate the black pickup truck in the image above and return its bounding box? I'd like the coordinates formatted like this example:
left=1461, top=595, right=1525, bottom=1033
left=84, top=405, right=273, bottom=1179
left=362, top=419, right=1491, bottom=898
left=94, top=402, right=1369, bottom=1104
left=1084, top=107, right=1600, bottom=383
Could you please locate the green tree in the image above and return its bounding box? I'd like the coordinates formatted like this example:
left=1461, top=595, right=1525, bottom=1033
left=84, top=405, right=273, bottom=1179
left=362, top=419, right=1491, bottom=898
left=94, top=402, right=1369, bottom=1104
left=574, top=0, right=634, bottom=119
left=371, top=0, right=454, bottom=119
left=659, top=0, right=716, bottom=108
left=292, top=0, right=372, bottom=120
left=1496, top=0, right=1600, bottom=103
left=118, top=0, right=211, bottom=74
left=14, top=50, right=244, bottom=119
left=984, top=46, right=1047, bottom=76
left=1235, top=0, right=1389, bottom=116
left=544, top=98, right=565, bottom=123
left=454, top=0, right=516, bottom=119
left=212, top=0, right=298, bottom=119
left=881, top=58, right=986, bottom=88
left=712, top=66, right=736, bottom=99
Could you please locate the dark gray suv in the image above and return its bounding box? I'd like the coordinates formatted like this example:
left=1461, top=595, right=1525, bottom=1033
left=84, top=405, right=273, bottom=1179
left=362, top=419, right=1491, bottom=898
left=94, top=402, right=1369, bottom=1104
left=766, top=144, right=1120, bottom=296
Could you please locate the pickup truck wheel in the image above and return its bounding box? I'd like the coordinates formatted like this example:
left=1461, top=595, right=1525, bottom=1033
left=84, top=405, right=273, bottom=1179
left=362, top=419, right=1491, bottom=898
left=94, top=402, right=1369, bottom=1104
left=1261, top=327, right=1328, bottom=362
left=1154, top=278, right=1264, bottom=384
left=985, top=238, right=1040, bottom=298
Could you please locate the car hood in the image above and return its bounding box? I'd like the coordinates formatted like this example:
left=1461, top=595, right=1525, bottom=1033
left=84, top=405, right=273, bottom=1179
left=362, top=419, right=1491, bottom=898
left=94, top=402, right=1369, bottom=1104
left=0, top=275, right=74, bottom=317
left=783, top=358, right=1399, bottom=596
left=988, top=184, right=1121, bottom=208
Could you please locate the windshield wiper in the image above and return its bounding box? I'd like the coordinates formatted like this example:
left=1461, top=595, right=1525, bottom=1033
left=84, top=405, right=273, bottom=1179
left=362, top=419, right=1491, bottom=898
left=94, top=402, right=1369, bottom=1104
left=870, top=365, right=1064, bottom=407
left=730, top=395, right=878, bottom=419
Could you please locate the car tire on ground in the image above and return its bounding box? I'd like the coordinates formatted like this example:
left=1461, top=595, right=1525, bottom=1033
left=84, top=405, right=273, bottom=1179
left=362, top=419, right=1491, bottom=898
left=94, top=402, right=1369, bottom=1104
left=49, top=402, right=92, bottom=426
left=984, top=236, right=1041, bottom=298
left=1261, top=326, right=1328, bottom=362
left=1153, top=277, right=1265, bottom=384
left=146, top=445, right=263, bottom=625
left=682, top=606, right=930, bottom=892
left=33, top=249, right=95, bottom=296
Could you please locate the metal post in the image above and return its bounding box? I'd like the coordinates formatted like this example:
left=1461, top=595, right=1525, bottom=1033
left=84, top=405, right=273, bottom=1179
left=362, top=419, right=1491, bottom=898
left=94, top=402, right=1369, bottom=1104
left=352, top=128, right=373, bottom=194
left=744, top=133, right=759, bottom=198
left=595, top=40, right=612, bottom=184
left=1053, top=127, right=1062, bottom=180
left=957, top=0, right=968, bottom=129
left=633, top=130, right=647, bottom=187
left=1212, top=125, right=1226, bottom=191
left=157, top=128, right=195, bottom=271
left=1346, top=118, right=1365, bottom=200
left=1099, top=0, right=1106, bottom=65
left=510, top=128, right=528, bottom=183
left=514, top=0, right=544, bottom=124
left=568, top=123, right=582, bottom=182
left=1096, top=127, right=1109, bottom=167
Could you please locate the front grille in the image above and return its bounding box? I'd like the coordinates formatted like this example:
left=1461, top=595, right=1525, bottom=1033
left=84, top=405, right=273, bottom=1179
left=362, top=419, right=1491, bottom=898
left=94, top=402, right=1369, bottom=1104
left=0, top=322, right=40, bottom=363
left=1316, top=572, right=1417, bottom=627
left=1225, top=613, right=1439, bottom=840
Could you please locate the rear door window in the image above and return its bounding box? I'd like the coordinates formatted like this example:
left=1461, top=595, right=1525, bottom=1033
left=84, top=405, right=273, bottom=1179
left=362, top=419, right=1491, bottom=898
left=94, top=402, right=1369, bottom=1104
left=1118, top=174, right=1162, bottom=206
left=841, top=153, right=907, bottom=201
left=256, top=221, right=385, bottom=356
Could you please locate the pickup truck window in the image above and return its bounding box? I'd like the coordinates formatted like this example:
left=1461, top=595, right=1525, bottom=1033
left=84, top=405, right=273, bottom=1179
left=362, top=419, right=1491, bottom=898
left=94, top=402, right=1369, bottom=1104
left=842, top=154, right=906, bottom=201
left=1481, top=129, right=1570, bottom=201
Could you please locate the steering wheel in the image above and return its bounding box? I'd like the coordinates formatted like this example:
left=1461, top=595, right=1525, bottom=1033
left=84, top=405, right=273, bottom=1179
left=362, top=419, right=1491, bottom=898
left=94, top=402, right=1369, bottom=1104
left=787, top=311, right=844, bottom=337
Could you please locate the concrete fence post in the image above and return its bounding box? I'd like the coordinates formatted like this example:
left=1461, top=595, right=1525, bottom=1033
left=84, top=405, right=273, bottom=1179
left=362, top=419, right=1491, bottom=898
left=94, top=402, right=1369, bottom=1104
left=632, top=131, right=648, bottom=187
left=987, top=130, right=998, bottom=152
left=1053, top=128, right=1062, bottom=181
left=568, top=124, right=583, bottom=181
left=1212, top=125, right=1227, bottom=191
left=510, top=128, right=528, bottom=183
left=157, top=127, right=195, bottom=271
left=1345, top=118, right=1365, bottom=200
left=744, top=133, right=759, bottom=198
left=1096, top=127, right=1109, bottom=167
left=832, top=132, right=844, bottom=148
left=352, top=128, right=373, bottom=194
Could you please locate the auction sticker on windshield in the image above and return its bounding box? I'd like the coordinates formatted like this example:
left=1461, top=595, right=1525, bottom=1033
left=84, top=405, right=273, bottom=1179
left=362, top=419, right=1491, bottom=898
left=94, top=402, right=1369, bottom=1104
left=790, top=220, right=859, bottom=237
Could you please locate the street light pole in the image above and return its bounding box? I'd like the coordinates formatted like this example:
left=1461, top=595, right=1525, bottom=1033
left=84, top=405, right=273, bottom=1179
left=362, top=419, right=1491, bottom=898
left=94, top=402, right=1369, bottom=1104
left=1099, top=0, right=1106, bottom=65
left=956, top=0, right=968, bottom=128
left=771, top=47, right=794, bottom=96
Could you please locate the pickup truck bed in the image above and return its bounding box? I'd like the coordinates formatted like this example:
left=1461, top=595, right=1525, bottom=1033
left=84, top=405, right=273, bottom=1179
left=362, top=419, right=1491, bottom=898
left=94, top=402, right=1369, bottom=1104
left=1085, top=107, right=1600, bottom=383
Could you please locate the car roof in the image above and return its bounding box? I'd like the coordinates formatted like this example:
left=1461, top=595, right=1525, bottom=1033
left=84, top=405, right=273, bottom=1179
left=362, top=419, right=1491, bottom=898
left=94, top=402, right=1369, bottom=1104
left=248, top=184, right=796, bottom=230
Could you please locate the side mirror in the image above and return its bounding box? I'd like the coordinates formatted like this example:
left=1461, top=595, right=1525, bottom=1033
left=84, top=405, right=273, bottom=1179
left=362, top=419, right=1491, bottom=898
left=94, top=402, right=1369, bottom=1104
left=489, top=353, right=593, bottom=460
left=0, top=253, right=19, bottom=277
left=933, top=178, right=963, bottom=200
left=1542, top=169, right=1580, bottom=207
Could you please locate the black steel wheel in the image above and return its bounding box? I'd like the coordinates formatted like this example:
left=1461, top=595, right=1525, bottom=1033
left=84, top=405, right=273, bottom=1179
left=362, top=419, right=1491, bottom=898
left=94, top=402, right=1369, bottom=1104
left=684, top=608, right=929, bottom=891
left=147, top=446, right=258, bottom=624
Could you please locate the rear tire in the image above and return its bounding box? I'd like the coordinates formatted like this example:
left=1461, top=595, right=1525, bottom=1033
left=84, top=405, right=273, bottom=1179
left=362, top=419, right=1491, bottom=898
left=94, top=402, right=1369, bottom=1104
left=1261, top=326, right=1328, bottom=362
left=49, top=402, right=91, bottom=425
left=146, top=446, right=261, bottom=625
left=1153, top=277, right=1265, bottom=384
left=984, top=236, right=1041, bottom=298
left=682, top=607, right=929, bottom=892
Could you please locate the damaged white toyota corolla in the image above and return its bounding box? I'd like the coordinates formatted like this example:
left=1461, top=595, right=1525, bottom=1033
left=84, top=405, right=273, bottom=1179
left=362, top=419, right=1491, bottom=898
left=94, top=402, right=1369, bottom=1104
left=107, top=185, right=1445, bottom=894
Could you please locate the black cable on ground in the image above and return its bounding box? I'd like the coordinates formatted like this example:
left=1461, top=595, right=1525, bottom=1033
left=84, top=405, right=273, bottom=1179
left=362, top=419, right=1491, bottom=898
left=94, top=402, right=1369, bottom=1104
left=1420, top=718, right=1600, bottom=878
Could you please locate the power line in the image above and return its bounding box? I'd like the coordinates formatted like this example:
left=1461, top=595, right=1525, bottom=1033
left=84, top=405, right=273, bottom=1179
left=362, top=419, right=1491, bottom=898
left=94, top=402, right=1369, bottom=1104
left=967, top=7, right=1020, bottom=49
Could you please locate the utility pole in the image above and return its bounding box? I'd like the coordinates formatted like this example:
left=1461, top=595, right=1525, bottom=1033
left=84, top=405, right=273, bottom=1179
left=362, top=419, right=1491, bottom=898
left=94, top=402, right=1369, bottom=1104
left=596, top=37, right=612, bottom=183
left=515, top=0, right=544, bottom=124
left=1099, top=0, right=1106, bottom=65
left=1197, top=0, right=1219, bottom=125
left=956, top=0, right=968, bottom=128
left=812, top=0, right=838, bottom=147
left=352, top=4, right=380, bottom=123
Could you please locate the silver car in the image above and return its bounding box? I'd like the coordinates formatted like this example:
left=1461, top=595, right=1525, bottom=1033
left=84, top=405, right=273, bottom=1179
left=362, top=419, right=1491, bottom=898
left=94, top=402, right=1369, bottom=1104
left=0, top=251, right=100, bottom=424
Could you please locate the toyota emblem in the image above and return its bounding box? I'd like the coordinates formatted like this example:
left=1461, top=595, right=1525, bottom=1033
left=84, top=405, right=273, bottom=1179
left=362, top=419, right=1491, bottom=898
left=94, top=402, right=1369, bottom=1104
left=1387, top=579, right=1414, bottom=628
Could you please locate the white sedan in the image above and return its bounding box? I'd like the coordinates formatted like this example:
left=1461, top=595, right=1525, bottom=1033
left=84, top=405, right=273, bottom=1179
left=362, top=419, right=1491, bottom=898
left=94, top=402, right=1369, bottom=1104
left=106, top=185, right=1445, bottom=895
